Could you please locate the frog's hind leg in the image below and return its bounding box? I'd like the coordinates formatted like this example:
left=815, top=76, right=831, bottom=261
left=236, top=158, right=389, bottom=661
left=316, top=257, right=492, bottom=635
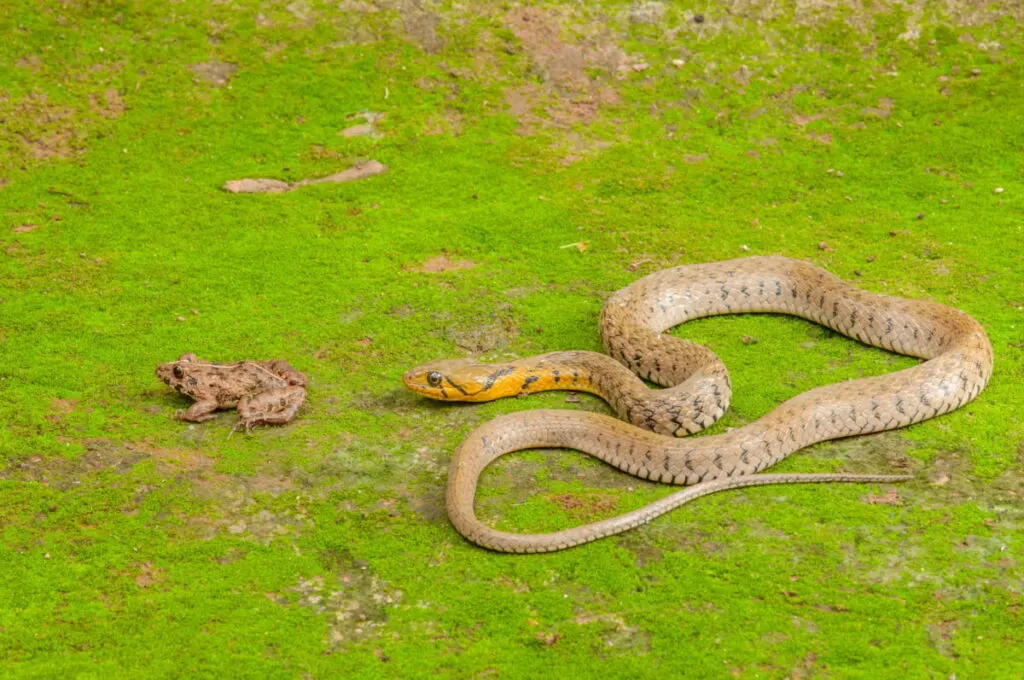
left=236, top=386, right=307, bottom=432
left=177, top=399, right=219, bottom=423
left=265, top=360, right=308, bottom=387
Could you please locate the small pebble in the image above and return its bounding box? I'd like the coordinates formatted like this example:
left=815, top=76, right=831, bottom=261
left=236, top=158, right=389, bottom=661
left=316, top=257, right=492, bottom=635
left=740, top=244, right=750, bottom=252
left=888, top=230, right=898, bottom=237
left=818, top=241, right=832, bottom=251
left=854, top=270, right=863, bottom=276
left=176, top=316, right=186, bottom=322
left=693, top=14, right=705, bottom=24
left=866, top=255, right=876, bottom=263
left=671, top=59, right=685, bottom=68
left=916, top=213, right=925, bottom=219
left=742, top=335, right=758, bottom=345
left=994, top=187, right=1004, bottom=194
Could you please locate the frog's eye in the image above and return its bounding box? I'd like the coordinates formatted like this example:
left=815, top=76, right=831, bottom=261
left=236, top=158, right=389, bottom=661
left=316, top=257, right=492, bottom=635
left=173, top=365, right=185, bottom=380
left=427, top=371, right=443, bottom=387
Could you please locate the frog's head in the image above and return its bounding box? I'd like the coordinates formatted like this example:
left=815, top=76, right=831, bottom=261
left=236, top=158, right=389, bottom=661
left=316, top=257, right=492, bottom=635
left=156, top=353, right=201, bottom=394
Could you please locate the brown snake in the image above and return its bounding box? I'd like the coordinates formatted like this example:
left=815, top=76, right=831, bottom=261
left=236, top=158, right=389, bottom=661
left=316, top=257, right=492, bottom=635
left=404, top=256, right=993, bottom=553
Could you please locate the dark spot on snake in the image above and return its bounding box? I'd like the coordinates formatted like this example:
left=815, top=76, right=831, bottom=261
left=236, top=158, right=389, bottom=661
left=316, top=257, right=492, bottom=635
left=484, top=366, right=514, bottom=391
left=445, top=376, right=468, bottom=395
left=520, top=375, right=539, bottom=391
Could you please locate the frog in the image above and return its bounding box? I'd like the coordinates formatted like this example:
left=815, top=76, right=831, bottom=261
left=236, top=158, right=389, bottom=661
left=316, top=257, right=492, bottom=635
left=155, top=353, right=308, bottom=432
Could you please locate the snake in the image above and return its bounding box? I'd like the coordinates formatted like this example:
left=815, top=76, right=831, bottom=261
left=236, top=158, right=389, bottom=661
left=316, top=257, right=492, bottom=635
left=403, top=256, right=993, bottom=553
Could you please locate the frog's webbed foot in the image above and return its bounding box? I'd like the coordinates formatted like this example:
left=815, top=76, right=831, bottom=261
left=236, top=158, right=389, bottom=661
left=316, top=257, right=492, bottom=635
left=177, top=399, right=219, bottom=423
left=236, top=386, right=307, bottom=431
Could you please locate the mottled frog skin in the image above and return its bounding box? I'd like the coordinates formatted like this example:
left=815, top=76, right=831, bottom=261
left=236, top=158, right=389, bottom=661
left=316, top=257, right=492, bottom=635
left=155, top=353, right=307, bottom=431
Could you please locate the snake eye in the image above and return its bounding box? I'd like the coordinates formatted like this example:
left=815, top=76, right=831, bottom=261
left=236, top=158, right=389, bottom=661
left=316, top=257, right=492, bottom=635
left=427, top=371, right=443, bottom=387
left=172, top=365, right=185, bottom=380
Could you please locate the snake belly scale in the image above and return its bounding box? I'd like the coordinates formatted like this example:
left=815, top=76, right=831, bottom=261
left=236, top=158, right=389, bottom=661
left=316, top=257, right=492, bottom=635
left=403, top=256, right=993, bottom=553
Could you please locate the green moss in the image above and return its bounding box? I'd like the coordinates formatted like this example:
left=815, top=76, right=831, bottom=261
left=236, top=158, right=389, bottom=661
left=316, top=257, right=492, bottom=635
left=2, top=1, right=1022, bottom=677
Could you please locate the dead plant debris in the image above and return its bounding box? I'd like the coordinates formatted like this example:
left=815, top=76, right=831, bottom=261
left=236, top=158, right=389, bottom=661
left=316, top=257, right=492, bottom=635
left=223, top=160, right=387, bottom=194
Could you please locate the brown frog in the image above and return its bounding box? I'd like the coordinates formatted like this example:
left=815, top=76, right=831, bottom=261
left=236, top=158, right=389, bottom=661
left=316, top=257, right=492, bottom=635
left=155, top=353, right=307, bottom=432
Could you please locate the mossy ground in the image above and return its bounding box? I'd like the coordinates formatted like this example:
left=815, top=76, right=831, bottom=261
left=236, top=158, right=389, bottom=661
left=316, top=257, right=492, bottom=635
left=1, top=1, right=1022, bottom=677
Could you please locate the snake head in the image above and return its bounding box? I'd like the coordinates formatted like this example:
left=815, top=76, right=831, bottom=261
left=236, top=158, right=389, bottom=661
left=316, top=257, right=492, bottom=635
left=402, top=358, right=510, bottom=402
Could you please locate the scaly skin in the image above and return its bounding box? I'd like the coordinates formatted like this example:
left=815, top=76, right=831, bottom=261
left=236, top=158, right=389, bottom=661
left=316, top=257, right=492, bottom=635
left=404, top=256, right=993, bottom=553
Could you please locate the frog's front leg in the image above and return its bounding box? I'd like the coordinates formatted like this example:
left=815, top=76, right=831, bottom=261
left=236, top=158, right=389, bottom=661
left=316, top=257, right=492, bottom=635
left=177, top=399, right=220, bottom=423
left=236, top=386, right=307, bottom=432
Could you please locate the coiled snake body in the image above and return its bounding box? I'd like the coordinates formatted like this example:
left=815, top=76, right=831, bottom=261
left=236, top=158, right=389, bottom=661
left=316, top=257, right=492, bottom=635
left=404, top=257, right=993, bottom=553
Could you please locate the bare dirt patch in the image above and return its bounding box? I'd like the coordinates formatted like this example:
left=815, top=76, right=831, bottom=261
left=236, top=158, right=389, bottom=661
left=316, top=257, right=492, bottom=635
left=423, top=109, right=463, bottom=136
left=131, top=561, right=166, bottom=589
left=445, top=317, right=518, bottom=354
left=408, top=252, right=477, bottom=273
left=223, top=160, right=387, bottom=194
left=573, top=611, right=651, bottom=654
left=340, top=111, right=385, bottom=138
left=862, top=489, right=902, bottom=505
left=16, top=55, right=43, bottom=72
left=861, top=97, right=894, bottom=119
left=270, top=551, right=403, bottom=647
left=792, top=113, right=827, bottom=127
left=1, top=442, right=146, bottom=489
left=548, top=492, right=618, bottom=516
left=502, top=7, right=624, bottom=138
left=398, top=0, right=443, bottom=53
left=123, top=442, right=216, bottom=473
left=7, top=92, right=84, bottom=159
left=189, top=61, right=238, bottom=87
left=89, top=88, right=125, bottom=119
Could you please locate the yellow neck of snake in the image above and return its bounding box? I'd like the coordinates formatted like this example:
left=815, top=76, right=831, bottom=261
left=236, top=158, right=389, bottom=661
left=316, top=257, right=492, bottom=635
left=480, top=359, right=599, bottom=400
